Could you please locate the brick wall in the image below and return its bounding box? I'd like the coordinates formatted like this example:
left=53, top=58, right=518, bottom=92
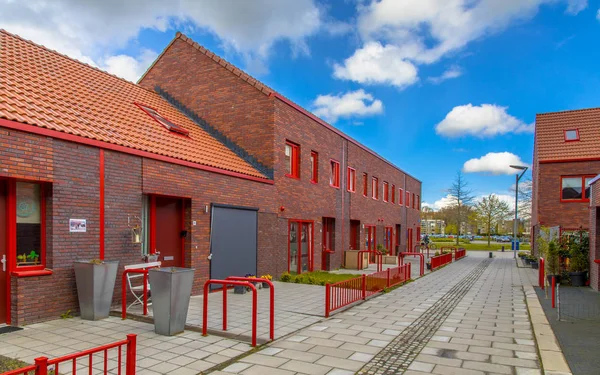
left=589, top=181, right=600, bottom=291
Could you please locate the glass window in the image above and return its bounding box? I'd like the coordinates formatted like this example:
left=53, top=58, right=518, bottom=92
left=347, top=168, right=356, bottom=192
left=391, top=185, right=396, bottom=204
left=383, top=182, right=389, bottom=202
left=561, top=177, right=582, bottom=200
left=16, top=182, right=43, bottom=267
left=585, top=177, right=592, bottom=199
left=138, top=104, right=189, bottom=136
left=330, top=160, right=340, bottom=188
left=285, top=141, right=299, bottom=178
left=399, top=189, right=403, bottom=205
left=363, top=173, right=368, bottom=196
left=310, top=151, right=318, bottom=183
left=565, top=129, right=579, bottom=141
left=372, top=178, right=379, bottom=199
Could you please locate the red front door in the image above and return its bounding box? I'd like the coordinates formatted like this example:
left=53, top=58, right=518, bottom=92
left=322, top=218, right=335, bottom=271
left=154, top=196, right=183, bottom=268
left=0, top=181, right=7, bottom=323
left=349, top=220, right=360, bottom=250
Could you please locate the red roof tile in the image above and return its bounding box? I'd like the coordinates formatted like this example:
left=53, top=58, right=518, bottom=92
left=0, top=30, right=267, bottom=179
left=536, top=108, right=600, bottom=162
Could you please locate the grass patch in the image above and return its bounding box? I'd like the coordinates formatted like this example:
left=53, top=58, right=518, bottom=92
left=432, top=241, right=530, bottom=251
left=280, top=271, right=360, bottom=285
left=0, top=355, right=32, bottom=374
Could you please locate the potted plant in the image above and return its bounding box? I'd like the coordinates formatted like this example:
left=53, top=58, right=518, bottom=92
left=27, top=250, right=39, bottom=264
left=426, top=261, right=431, bottom=270
left=148, top=266, right=195, bottom=336
left=569, top=233, right=589, bottom=287
left=74, top=259, right=119, bottom=320
left=260, top=274, right=272, bottom=288
left=545, top=240, right=561, bottom=284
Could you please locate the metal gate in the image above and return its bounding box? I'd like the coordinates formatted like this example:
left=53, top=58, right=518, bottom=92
left=210, top=205, right=258, bottom=283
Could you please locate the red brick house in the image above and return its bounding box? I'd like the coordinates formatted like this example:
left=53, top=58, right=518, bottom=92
left=0, top=30, right=421, bottom=326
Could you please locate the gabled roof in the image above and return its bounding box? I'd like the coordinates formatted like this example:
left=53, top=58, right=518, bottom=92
left=535, top=107, right=600, bottom=162
left=0, top=30, right=268, bottom=180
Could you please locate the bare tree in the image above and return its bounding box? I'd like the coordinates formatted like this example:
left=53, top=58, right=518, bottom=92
left=447, top=171, right=475, bottom=245
left=475, top=194, right=511, bottom=246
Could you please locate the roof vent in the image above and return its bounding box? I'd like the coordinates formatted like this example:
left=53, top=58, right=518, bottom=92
left=136, top=103, right=189, bottom=136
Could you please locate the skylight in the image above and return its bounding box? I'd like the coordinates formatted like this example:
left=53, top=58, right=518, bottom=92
left=565, top=129, right=579, bottom=142
left=137, top=104, right=189, bottom=136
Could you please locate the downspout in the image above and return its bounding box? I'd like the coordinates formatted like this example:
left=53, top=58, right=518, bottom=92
left=404, top=174, right=407, bottom=252
left=341, top=139, right=346, bottom=267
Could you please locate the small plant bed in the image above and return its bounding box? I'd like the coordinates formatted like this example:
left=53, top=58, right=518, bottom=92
left=280, top=271, right=359, bottom=286
left=0, top=355, right=58, bottom=375
left=432, top=242, right=530, bottom=251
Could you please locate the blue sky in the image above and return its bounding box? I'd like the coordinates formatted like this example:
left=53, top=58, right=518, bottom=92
left=1, top=0, right=599, bottom=208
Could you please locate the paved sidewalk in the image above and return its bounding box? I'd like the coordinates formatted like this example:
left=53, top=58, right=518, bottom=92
left=210, top=252, right=546, bottom=375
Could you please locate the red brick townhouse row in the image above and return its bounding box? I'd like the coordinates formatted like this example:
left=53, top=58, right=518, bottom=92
left=532, top=108, right=600, bottom=288
left=0, top=30, right=421, bottom=325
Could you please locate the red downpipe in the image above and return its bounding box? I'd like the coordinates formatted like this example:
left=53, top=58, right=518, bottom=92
left=99, top=150, right=105, bottom=260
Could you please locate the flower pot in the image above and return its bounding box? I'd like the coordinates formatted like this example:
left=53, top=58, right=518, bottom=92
left=234, top=285, right=247, bottom=294
left=383, top=255, right=398, bottom=265
left=569, top=271, right=586, bottom=287
left=546, top=275, right=561, bottom=285
left=530, top=261, right=539, bottom=270
left=148, top=267, right=195, bottom=336
left=74, top=260, right=119, bottom=321
left=426, top=263, right=432, bottom=270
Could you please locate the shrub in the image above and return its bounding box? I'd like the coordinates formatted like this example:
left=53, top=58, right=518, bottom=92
left=294, top=275, right=304, bottom=283
left=434, top=251, right=440, bottom=256
left=546, top=241, right=560, bottom=276
left=306, top=276, right=317, bottom=285
left=280, top=272, right=292, bottom=282
left=319, top=280, right=326, bottom=286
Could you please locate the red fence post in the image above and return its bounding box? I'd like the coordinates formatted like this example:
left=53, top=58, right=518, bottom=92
left=126, top=334, right=137, bottom=375
left=552, top=276, right=556, bottom=308
left=202, top=282, right=209, bottom=336
left=325, top=284, right=331, bottom=318
left=539, top=258, right=545, bottom=290
left=362, top=274, right=367, bottom=300
left=386, top=268, right=391, bottom=288
left=223, top=284, right=228, bottom=331
left=122, top=271, right=127, bottom=320
left=142, top=272, right=148, bottom=316
left=251, top=285, right=257, bottom=347
left=34, top=357, right=48, bottom=375
left=269, top=282, right=275, bottom=341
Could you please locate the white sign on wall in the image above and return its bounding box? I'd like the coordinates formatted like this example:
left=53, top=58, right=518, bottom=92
left=69, top=219, right=87, bottom=233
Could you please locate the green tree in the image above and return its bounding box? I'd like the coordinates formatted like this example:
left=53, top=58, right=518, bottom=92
left=447, top=171, right=475, bottom=245
left=474, top=194, right=511, bottom=246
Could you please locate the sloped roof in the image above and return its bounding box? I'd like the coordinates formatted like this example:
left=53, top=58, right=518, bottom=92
left=536, top=107, right=600, bottom=162
left=0, top=30, right=268, bottom=179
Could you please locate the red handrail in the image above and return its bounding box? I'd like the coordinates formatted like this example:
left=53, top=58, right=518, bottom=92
left=2, top=334, right=136, bottom=375
left=398, top=252, right=424, bottom=276
left=226, top=277, right=275, bottom=341
left=357, top=250, right=382, bottom=272
left=202, top=279, right=258, bottom=346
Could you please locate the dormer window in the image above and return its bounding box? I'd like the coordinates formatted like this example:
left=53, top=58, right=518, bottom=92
left=136, top=103, right=189, bottom=136
left=564, top=129, right=579, bottom=142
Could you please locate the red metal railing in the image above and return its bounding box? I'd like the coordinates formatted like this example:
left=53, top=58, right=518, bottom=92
left=399, top=252, right=424, bottom=276
left=3, top=334, right=136, bottom=375
left=357, top=250, right=382, bottom=272
left=325, top=264, right=411, bottom=317
left=539, top=257, right=545, bottom=290
left=440, top=246, right=457, bottom=257
left=430, top=253, right=452, bottom=270
left=455, top=248, right=466, bottom=260
left=226, top=277, right=275, bottom=341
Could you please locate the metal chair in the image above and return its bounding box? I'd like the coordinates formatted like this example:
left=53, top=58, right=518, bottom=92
left=124, top=261, right=161, bottom=310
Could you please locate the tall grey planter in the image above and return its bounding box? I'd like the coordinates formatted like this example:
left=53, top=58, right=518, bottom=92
left=74, top=260, right=119, bottom=320
left=148, top=267, right=195, bottom=336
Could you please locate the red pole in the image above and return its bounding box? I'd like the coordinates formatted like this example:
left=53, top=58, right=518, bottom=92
left=325, top=284, right=330, bottom=318
left=35, top=357, right=48, bottom=375
left=202, top=282, right=209, bottom=336
left=251, top=285, right=257, bottom=347
left=142, top=272, right=148, bottom=316
left=122, top=271, right=127, bottom=320
left=223, top=284, right=228, bottom=331
left=409, top=262, right=412, bottom=279
left=269, top=282, right=274, bottom=341
left=398, top=253, right=403, bottom=265
left=552, top=276, right=556, bottom=308
left=420, top=255, right=424, bottom=276
left=387, top=268, right=391, bottom=288
left=362, top=274, right=366, bottom=300
left=126, top=334, right=137, bottom=375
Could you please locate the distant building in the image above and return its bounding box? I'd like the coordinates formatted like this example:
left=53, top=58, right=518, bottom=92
left=420, top=219, right=445, bottom=235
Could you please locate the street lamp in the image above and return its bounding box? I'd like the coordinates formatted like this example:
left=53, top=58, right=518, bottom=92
left=510, top=165, right=528, bottom=258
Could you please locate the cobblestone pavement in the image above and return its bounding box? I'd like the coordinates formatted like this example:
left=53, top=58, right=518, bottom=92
left=211, top=252, right=545, bottom=375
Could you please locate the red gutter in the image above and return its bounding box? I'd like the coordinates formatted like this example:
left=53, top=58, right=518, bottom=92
left=540, top=157, right=600, bottom=164
left=99, top=150, right=105, bottom=260
left=269, top=93, right=420, bottom=183
left=0, top=118, right=273, bottom=185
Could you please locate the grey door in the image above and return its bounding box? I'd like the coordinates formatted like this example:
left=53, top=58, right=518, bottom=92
left=210, top=205, right=258, bottom=282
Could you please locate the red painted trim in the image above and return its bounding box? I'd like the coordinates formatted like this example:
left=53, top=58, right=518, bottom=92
left=5, top=180, right=15, bottom=324
left=99, top=150, right=105, bottom=260
left=0, top=118, right=273, bottom=185
left=399, top=188, right=403, bottom=205
left=310, top=151, right=318, bottom=183
left=383, top=181, right=389, bottom=202
left=180, top=198, right=185, bottom=267
left=287, top=219, right=314, bottom=274
left=149, top=195, right=156, bottom=254
left=564, top=129, right=580, bottom=142
left=347, top=167, right=356, bottom=193
left=12, top=269, right=53, bottom=277
left=269, top=93, right=421, bottom=183
left=284, top=141, right=300, bottom=179
left=11, top=181, right=47, bottom=273
left=330, top=159, right=340, bottom=188
left=391, top=184, right=396, bottom=204
left=362, top=173, right=368, bottom=197
left=372, top=177, right=379, bottom=200
left=559, top=175, right=595, bottom=203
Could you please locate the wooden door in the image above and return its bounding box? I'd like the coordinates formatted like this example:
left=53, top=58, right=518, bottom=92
left=154, top=197, right=183, bottom=268
left=0, top=181, right=7, bottom=323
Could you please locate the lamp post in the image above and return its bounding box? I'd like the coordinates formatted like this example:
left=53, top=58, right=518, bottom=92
left=510, top=165, right=528, bottom=258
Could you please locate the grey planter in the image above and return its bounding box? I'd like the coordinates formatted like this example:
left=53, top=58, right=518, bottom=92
left=74, top=260, right=119, bottom=320
left=148, top=267, right=195, bottom=336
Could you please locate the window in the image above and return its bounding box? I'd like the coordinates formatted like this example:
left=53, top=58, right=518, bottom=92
left=137, top=103, right=189, bottom=136
left=288, top=220, right=314, bottom=273
left=330, top=160, right=340, bottom=188
left=15, top=182, right=46, bottom=269
left=363, top=173, right=368, bottom=196
left=564, top=129, right=579, bottom=142
left=310, top=151, right=318, bottom=183
left=412, top=193, right=416, bottom=209
left=561, top=175, right=594, bottom=201
left=416, top=195, right=420, bottom=210
left=372, top=177, right=379, bottom=199
left=285, top=141, right=300, bottom=178
left=391, top=185, right=396, bottom=204
left=347, top=167, right=356, bottom=192
left=383, top=182, right=389, bottom=202
left=399, top=188, right=403, bottom=205
left=406, top=191, right=410, bottom=207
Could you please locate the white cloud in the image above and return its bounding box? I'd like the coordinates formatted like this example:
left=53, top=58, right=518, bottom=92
left=597, top=8, right=600, bottom=21
left=422, top=194, right=456, bottom=211
left=333, top=42, right=418, bottom=89
left=463, top=152, right=529, bottom=175
left=428, top=66, right=463, bottom=84
left=0, top=0, right=325, bottom=80
left=335, top=0, right=584, bottom=88
left=312, top=89, right=383, bottom=123
left=103, top=49, right=159, bottom=82
left=566, top=0, right=587, bottom=15
left=435, top=104, right=533, bottom=138
left=424, top=192, right=516, bottom=211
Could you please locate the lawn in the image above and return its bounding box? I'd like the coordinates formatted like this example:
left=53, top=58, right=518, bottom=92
left=280, top=271, right=359, bottom=285
left=432, top=241, right=530, bottom=251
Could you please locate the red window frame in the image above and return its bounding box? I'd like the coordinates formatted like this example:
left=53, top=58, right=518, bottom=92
left=564, top=129, right=580, bottom=142
left=383, top=182, right=389, bottom=202
left=365, top=225, right=377, bottom=250
left=347, top=167, right=356, bottom=192
left=412, top=193, right=416, bottom=209
left=372, top=177, right=379, bottom=200
left=330, top=160, right=340, bottom=188
left=406, top=191, right=410, bottom=207
left=416, top=194, right=420, bottom=210
left=363, top=173, right=368, bottom=197
left=310, top=151, right=318, bottom=183
left=384, top=226, right=393, bottom=254
left=391, top=185, right=396, bottom=204
left=287, top=219, right=314, bottom=274
left=399, top=188, right=403, bottom=205
left=135, top=103, right=189, bottom=136
left=285, top=141, right=300, bottom=179
left=560, top=175, right=595, bottom=202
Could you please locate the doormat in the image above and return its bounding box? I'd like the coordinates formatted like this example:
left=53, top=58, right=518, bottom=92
left=0, top=326, right=23, bottom=334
